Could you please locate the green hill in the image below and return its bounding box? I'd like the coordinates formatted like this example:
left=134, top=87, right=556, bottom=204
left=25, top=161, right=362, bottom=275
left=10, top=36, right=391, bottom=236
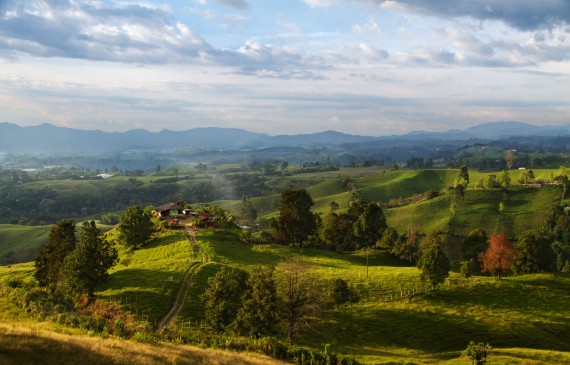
left=2, top=227, right=570, bottom=364
left=0, top=224, right=51, bottom=264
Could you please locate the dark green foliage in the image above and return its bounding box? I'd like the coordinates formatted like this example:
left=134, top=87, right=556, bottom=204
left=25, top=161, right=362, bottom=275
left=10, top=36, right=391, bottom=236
left=390, top=227, right=420, bottom=264
left=34, top=219, right=77, bottom=288
left=277, top=189, right=317, bottom=247
left=460, top=259, right=480, bottom=278
left=417, top=245, right=450, bottom=287
left=377, top=227, right=399, bottom=249
left=59, top=221, right=118, bottom=298
left=118, top=205, right=154, bottom=248
left=351, top=200, right=387, bottom=248
left=234, top=266, right=278, bottom=338
left=513, top=231, right=555, bottom=274
left=202, top=266, right=249, bottom=332
left=463, top=341, right=492, bottom=365
left=463, top=228, right=488, bottom=274
left=318, top=212, right=354, bottom=251
left=459, top=165, right=470, bottom=185
left=327, top=278, right=353, bottom=306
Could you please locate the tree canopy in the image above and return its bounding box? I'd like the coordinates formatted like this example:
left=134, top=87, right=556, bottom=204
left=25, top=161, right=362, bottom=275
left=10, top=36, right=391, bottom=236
left=277, top=189, right=316, bottom=247
left=59, top=221, right=118, bottom=298
left=479, top=233, right=516, bottom=278
left=417, top=244, right=451, bottom=286
left=35, top=219, right=77, bottom=288
left=118, top=205, right=155, bottom=248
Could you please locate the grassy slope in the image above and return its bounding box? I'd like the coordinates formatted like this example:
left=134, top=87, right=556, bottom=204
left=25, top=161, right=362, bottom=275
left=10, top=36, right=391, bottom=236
left=0, top=224, right=51, bottom=262
left=96, top=229, right=195, bottom=324
left=0, top=221, right=113, bottom=265
left=174, top=229, right=570, bottom=364
left=2, top=230, right=570, bottom=364
left=0, top=323, right=285, bottom=365
left=386, top=185, right=562, bottom=238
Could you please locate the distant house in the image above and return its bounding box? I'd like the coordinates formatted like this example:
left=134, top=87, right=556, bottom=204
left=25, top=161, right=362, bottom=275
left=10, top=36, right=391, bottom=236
left=153, top=203, right=185, bottom=220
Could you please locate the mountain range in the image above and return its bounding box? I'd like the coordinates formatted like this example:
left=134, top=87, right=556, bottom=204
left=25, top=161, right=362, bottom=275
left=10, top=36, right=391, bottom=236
left=1, top=121, right=569, bottom=154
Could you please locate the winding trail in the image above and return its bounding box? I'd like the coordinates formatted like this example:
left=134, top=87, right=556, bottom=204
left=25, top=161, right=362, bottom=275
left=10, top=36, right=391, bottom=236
left=157, top=225, right=206, bottom=329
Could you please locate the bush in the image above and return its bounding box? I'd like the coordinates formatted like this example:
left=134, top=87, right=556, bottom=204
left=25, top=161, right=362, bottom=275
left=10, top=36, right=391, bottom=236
left=463, top=341, right=492, bottom=365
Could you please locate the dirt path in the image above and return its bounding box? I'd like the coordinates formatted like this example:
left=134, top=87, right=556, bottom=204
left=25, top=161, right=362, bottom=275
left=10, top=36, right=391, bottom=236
left=157, top=225, right=205, bottom=329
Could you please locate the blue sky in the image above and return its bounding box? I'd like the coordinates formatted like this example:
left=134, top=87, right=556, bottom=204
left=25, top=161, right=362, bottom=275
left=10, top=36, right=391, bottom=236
left=0, top=0, right=569, bottom=136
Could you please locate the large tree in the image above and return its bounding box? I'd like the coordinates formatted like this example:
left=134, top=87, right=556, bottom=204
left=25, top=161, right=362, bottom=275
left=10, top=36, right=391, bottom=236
left=59, top=221, right=118, bottom=299
left=35, top=219, right=77, bottom=288
left=118, top=205, right=154, bottom=248
left=417, top=244, right=451, bottom=287
left=512, top=231, right=555, bottom=274
left=318, top=211, right=355, bottom=251
left=277, top=259, right=318, bottom=345
left=351, top=200, right=387, bottom=248
left=277, top=189, right=316, bottom=247
left=234, top=266, right=278, bottom=338
left=479, top=233, right=516, bottom=278
left=202, top=267, right=249, bottom=332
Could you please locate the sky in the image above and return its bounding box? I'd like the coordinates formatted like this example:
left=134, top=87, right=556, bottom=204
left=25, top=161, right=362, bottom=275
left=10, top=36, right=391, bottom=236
left=0, top=0, right=569, bottom=136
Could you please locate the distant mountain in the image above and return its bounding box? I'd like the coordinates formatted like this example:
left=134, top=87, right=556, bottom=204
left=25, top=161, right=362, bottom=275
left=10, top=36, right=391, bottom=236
left=404, top=121, right=570, bottom=140
left=1, top=121, right=569, bottom=154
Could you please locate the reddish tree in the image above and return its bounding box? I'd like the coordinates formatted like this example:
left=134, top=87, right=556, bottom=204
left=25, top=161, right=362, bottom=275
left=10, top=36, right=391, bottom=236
left=479, top=233, right=516, bottom=278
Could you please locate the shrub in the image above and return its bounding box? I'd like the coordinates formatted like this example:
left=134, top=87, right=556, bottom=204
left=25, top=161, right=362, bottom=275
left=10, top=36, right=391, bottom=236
left=463, top=341, right=492, bottom=365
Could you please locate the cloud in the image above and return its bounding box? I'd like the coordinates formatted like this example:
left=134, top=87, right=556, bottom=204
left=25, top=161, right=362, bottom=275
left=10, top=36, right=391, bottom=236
left=0, top=1, right=212, bottom=64
left=302, top=0, right=570, bottom=31
left=217, top=0, right=250, bottom=11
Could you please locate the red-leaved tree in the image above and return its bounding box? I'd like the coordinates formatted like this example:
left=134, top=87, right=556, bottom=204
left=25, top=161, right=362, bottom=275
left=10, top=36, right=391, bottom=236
left=479, top=233, right=516, bottom=278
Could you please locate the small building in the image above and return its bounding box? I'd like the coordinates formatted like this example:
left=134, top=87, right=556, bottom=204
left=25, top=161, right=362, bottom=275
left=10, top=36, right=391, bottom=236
left=153, top=203, right=185, bottom=220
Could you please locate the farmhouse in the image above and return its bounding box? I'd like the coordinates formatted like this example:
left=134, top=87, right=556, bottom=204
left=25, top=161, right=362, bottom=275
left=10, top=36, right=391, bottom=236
left=153, top=203, right=185, bottom=220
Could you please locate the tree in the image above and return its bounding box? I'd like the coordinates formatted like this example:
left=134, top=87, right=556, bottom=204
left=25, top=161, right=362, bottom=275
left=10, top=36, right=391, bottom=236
left=459, top=165, right=470, bottom=186
left=518, top=169, right=535, bottom=184
left=59, top=221, right=118, bottom=299
left=378, top=227, right=399, bottom=250
left=277, top=189, right=316, bottom=247
left=202, top=267, right=249, bottom=332
left=35, top=219, right=77, bottom=288
left=464, top=341, right=492, bottom=365
left=479, top=234, right=516, bottom=278
left=451, top=166, right=469, bottom=212
left=351, top=200, right=387, bottom=248
left=506, top=150, right=514, bottom=169
left=318, top=211, right=354, bottom=251
left=118, top=205, right=154, bottom=248
left=329, top=201, right=339, bottom=212
left=482, top=174, right=499, bottom=189
left=463, top=229, right=488, bottom=261
left=277, top=259, right=318, bottom=345
left=512, top=231, right=555, bottom=274
left=326, top=278, right=353, bottom=307
left=391, top=226, right=420, bottom=264
left=240, top=196, right=258, bottom=225
left=234, top=266, right=278, bottom=338
left=497, top=170, right=511, bottom=189
left=417, top=244, right=450, bottom=287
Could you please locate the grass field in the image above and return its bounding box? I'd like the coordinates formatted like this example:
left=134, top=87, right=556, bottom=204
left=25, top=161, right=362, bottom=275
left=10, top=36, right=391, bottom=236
left=2, top=227, right=570, bottom=364
left=0, top=221, right=114, bottom=265
left=166, top=229, right=570, bottom=364
left=96, top=229, right=196, bottom=324
left=0, top=224, right=51, bottom=263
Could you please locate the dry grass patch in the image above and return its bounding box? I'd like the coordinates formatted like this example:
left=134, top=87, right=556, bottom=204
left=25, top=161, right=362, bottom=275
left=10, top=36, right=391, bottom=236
left=0, top=324, right=286, bottom=365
